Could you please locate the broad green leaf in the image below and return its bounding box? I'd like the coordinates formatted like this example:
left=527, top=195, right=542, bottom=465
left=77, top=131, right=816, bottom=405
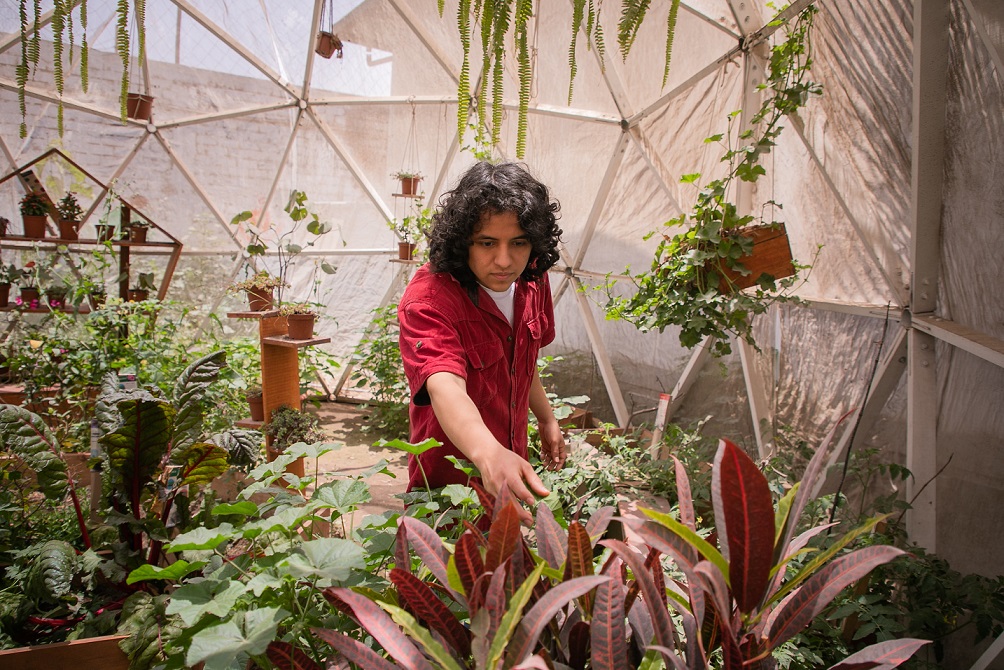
left=241, top=506, right=317, bottom=538
left=171, top=351, right=226, bottom=457
left=441, top=483, right=477, bottom=506
left=186, top=607, right=287, bottom=670
left=212, top=501, right=258, bottom=517
left=313, top=479, right=371, bottom=514
left=283, top=537, right=365, bottom=581
left=0, top=404, right=68, bottom=497
left=487, top=561, right=546, bottom=668
left=167, top=523, right=236, bottom=551
left=175, top=442, right=229, bottom=488
left=127, top=560, right=206, bottom=584
left=166, top=579, right=247, bottom=626
left=285, top=441, right=342, bottom=460
left=376, top=437, right=442, bottom=455
left=247, top=572, right=284, bottom=597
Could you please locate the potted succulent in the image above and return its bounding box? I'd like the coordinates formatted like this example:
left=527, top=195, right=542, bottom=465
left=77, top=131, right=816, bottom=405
left=127, top=271, right=156, bottom=302
left=55, top=192, right=84, bottom=240
left=278, top=302, right=317, bottom=340
left=246, top=383, right=265, bottom=422
left=265, top=404, right=325, bottom=455
left=392, top=170, right=423, bottom=196
left=127, top=218, right=152, bottom=243
left=0, top=262, right=17, bottom=308
left=229, top=271, right=287, bottom=311
left=19, top=191, right=50, bottom=238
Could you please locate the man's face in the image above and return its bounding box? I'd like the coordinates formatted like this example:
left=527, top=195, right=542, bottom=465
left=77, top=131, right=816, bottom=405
left=468, top=210, right=532, bottom=292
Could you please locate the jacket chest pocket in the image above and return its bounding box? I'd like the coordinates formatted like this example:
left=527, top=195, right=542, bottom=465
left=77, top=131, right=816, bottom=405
left=463, top=336, right=506, bottom=402
left=525, top=317, right=544, bottom=374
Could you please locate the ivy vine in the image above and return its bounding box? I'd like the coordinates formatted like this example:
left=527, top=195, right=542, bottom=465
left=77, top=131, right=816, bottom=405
left=603, top=6, right=822, bottom=357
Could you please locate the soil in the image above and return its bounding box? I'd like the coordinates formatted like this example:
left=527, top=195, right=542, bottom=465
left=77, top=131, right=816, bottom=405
left=305, top=401, right=410, bottom=523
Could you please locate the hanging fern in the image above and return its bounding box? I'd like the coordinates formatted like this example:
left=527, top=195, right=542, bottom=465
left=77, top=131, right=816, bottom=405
left=589, top=0, right=606, bottom=66
left=514, top=0, right=532, bottom=157
left=28, top=0, right=41, bottom=70
left=116, top=0, right=130, bottom=121
left=53, top=0, right=65, bottom=136
left=17, top=1, right=29, bottom=137
left=663, top=0, right=681, bottom=88
left=455, top=0, right=472, bottom=143
left=568, top=0, right=585, bottom=105
left=618, top=0, right=651, bottom=61
left=135, top=0, right=146, bottom=81
left=80, top=0, right=89, bottom=92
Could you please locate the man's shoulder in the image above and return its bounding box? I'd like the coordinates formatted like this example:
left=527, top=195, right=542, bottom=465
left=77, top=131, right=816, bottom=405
left=401, top=265, right=470, bottom=314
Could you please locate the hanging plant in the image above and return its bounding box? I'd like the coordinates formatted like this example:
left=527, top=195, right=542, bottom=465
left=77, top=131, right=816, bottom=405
left=440, top=0, right=679, bottom=159
left=16, top=0, right=143, bottom=137
left=316, top=0, right=344, bottom=59
left=604, top=7, right=821, bottom=357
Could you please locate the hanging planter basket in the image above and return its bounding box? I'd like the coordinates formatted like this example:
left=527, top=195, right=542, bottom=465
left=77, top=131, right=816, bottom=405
left=126, top=93, right=154, bottom=121
left=710, top=223, right=795, bottom=293
left=316, top=32, right=343, bottom=59
left=398, top=242, right=416, bottom=260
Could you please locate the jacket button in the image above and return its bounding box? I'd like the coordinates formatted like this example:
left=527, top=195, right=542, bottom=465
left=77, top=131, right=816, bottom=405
left=507, top=335, right=513, bottom=342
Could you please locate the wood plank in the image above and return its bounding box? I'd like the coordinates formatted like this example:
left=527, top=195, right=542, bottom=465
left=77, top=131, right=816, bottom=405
left=0, top=634, right=129, bottom=670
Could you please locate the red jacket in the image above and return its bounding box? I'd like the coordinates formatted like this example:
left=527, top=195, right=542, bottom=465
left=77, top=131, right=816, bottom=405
left=398, top=265, right=555, bottom=491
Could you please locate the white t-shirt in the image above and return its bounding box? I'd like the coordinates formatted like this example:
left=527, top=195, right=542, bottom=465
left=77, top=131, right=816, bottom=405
left=481, top=282, right=516, bottom=327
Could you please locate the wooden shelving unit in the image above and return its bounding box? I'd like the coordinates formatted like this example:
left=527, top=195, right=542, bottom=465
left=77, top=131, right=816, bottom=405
left=227, top=309, right=330, bottom=477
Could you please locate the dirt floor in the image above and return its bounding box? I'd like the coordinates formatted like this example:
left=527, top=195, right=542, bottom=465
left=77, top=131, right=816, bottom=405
left=303, top=401, right=410, bottom=524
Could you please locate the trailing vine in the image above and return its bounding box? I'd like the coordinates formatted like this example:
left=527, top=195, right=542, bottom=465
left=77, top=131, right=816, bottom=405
left=604, top=6, right=822, bottom=357
left=442, top=0, right=678, bottom=159
left=15, top=0, right=142, bottom=136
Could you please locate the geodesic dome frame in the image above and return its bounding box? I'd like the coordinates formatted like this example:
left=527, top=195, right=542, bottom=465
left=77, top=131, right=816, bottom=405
left=1, top=4, right=1003, bottom=651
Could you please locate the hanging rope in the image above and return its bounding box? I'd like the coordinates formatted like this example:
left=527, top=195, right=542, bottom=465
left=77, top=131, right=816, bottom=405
left=399, top=98, right=421, bottom=177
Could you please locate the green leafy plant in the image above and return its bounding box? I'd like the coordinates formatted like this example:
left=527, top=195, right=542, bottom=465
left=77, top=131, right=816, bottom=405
left=131, top=271, right=156, bottom=292
left=0, top=263, right=19, bottom=285
left=18, top=191, right=49, bottom=217
left=0, top=351, right=262, bottom=648
left=278, top=302, right=314, bottom=317
left=230, top=189, right=336, bottom=304
left=229, top=270, right=287, bottom=293
left=603, top=8, right=820, bottom=357
left=391, top=170, right=423, bottom=180
left=349, top=303, right=409, bottom=438
left=266, top=404, right=325, bottom=454
left=388, top=207, right=432, bottom=245
left=55, top=192, right=84, bottom=222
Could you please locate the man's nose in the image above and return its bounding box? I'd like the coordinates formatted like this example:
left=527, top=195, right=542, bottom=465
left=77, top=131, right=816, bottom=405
left=496, top=244, right=512, bottom=266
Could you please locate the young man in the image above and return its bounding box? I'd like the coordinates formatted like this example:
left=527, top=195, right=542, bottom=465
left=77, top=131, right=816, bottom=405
left=398, top=161, right=566, bottom=523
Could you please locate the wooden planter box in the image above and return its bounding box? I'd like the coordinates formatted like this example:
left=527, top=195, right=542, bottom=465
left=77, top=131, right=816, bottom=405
left=713, top=223, right=795, bottom=292
left=0, top=634, right=129, bottom=670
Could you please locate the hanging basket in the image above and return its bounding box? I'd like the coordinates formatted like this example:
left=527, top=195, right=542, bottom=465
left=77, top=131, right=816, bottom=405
left=398, top=176, right=421, bottom=196
left=711, top=223, right=795, bottom=293
left=398, top=242, right=416, bottom=260
left=126, top=93, right=154, bottom=121
left=315, top=31, right=343, bottom=59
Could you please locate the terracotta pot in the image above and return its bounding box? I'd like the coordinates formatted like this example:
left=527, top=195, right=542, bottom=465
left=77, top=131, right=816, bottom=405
left=45, top=289, right=68, bottom=308
left=20, top=286, right=40, bottom=304
left=128, top=226, right=148, bottom=243
left=127, top=288, right=149, bottom=302
left=398, top=242, right=416, bottom=260
left=126, top=92, right=154, bottom=121
left=246, top=287, right=274, bottom=311
left=286, top=313, right=316, bottom=340
left=247, top=392, right=265, bottom=422
left=0, top=283, right=9, bottom=308
left=315, top=31, right=343, bottom=59
left=58, top=219, right=79, bottom=240
left=711, top=223, right=795, bottom=292
left=22, top=214, right=47, bottom=239
left=398, top=177, right=420, bottom=196
left=95, top=224, right=116, bottom=242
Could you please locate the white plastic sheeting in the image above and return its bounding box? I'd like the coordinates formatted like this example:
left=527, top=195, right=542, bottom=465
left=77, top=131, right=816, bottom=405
left=0, top=0, right=1002, bottom=592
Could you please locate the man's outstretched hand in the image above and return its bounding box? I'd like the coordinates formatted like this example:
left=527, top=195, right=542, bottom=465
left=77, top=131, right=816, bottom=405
left=475, top=444, right=549, bottom=526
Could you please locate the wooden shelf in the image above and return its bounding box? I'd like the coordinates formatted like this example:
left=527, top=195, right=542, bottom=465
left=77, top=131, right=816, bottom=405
left=235, top=418, right=264, bottom=430
left=391, top=193, right=424, bottom=199
left=227, top=309, right=280, bottom=320
left=0, top=304, right=91, bottom=314
left=0, top=235, right=175, bottom=248
left=389, top=259, right=421, bottom=265
left=262, top=335, right=331, bottom=348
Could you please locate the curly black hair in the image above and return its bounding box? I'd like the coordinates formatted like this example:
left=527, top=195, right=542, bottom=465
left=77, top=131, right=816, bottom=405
left=428, top=161, right=562, bottom=293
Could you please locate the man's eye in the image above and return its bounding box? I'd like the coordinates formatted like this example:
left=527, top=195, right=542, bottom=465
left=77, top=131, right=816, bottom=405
left=481, top=241, right=495, bottom=247
left=513, top=239, right=529, bottom=247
